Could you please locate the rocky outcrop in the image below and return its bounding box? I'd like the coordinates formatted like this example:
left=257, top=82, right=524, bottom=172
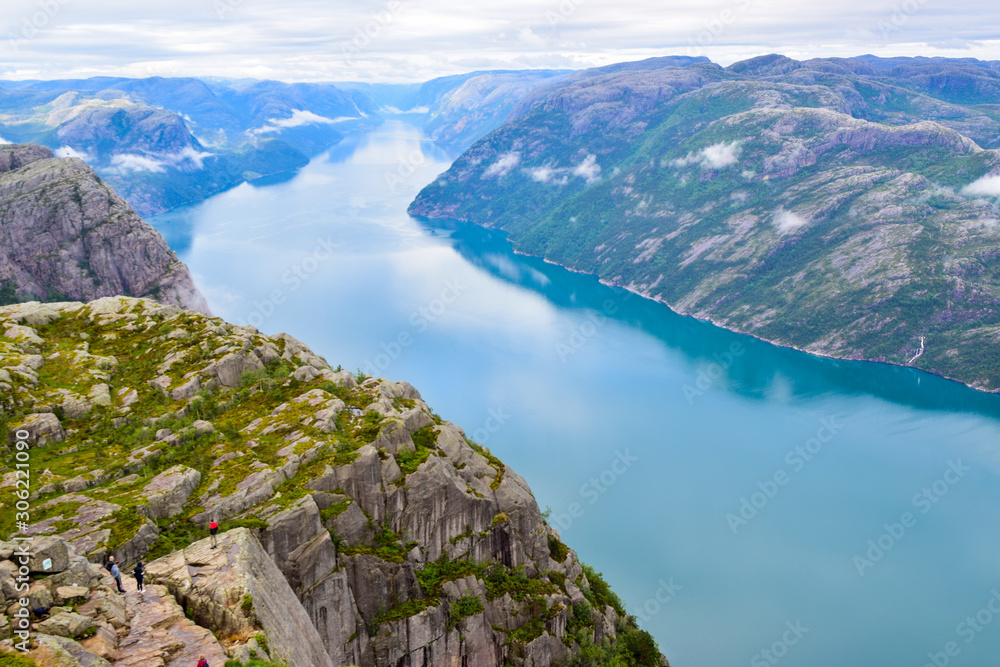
left=0, top=144, right=210, bottom=314
left=138, top=466, right=201, bottom=521
left=0, top=297, right=663, bottom=666
left=145, top=529, right=335, bottom=667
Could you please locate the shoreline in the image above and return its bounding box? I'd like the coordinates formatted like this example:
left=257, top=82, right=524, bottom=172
left=421, top=212, right=1000, bottom=397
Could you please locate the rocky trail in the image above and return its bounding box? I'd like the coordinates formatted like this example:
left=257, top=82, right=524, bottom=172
left=115, top=584, right=228, bottom=667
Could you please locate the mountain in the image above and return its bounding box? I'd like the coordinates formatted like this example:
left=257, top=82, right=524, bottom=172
left=0, top=296, right=666, bottom=667
left=0, top=77, right=378, bottom=216
left=342, top=69, right=574, bottom=151
left=409, top=54, right=1000, bottom=392
left=0, top=144, right=209, bottom=314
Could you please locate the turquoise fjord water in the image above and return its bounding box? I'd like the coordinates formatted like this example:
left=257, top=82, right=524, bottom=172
left=152, top=121, right=1000, bottom=667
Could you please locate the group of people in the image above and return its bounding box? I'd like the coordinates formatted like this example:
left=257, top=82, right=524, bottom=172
left=101, top=522, right=220, bottom=666
left=103, top=520, right=221, bottom=596
left=105, top=556, right=214, bottom=666
left=105, top=555, right=144, bottom=595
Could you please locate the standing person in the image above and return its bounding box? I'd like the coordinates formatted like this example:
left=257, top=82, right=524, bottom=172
left=134, top=560, right=145, bottom=593
left=209, top=520, right=218, bottom=549
left=197, top=654, right=208, bottom=667
left=110, top=560, right=124, bottom=594
left=105, top=555, right=115, bottom=573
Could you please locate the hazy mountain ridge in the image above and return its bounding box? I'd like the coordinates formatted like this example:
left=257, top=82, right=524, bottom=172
left=409, top=54, right=1000, bottom=391
left=0, top=77, right=379, bottom=216
left=340, top=69, right=572, bottom=151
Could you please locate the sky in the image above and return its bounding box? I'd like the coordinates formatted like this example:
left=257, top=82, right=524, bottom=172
left=0, top=0, right=997, bottom=83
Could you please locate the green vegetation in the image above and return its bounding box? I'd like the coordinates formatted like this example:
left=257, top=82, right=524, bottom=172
left=555, top=618, right=663, bottom=667
left=411, top=60, right=1000, bottom=391
left=579, top=564, right=625, bottom=616
left=338, top=523, right=415, bottom=563
left=395, top=425, right=440, bottom=475
left=466, top=439, right=505, bottom=489
left=548, top=535, right=570, bottom=563
left=0, top=652, right=40, bottom=667
left=447, top=593, right=485, bottom=630
left=0, top=280, right=23, bottom=307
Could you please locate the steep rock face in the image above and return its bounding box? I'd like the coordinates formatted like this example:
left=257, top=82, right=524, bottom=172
left=410, top=55, right=1000, bottom=392
left=0, top=144, right=210, bottom=314
left=0, top=297, right=664, bottom=666
left=145, top=529, right=336, bottom=667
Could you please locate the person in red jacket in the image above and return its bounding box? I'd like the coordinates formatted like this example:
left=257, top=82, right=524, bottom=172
left=209, top=520, right=218, bottom=549
left=197, top=654, right=208, bottom=667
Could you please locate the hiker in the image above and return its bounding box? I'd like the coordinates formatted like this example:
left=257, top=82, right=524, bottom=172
left=134, top=560, right=145, bottom=593
left=105, top=555, right=115, bottom=573
left=110, top=560, right=124, bottom=594
left=209, top=520, right=219, bottom=549
left=197, top=654, right=209, bottom=667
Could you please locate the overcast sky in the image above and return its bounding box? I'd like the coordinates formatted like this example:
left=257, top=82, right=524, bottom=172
left=1, top=0, right=997, bottom=83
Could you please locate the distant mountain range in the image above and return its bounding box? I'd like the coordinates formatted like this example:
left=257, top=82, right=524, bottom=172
left=410, top=54, right=1000, bottom=392
left=0, top=70, right=570, bottom=216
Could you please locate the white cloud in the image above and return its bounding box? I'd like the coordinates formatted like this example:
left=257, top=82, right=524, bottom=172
left=700, top=142, right=741, bottom=169
left=962, top=174, right=1000, bottom=198
left=255, top=109, right=357, bottom=134
left=107, top=147, right=212, bottom=173
left=672, top=141, right=741, bottom=170
left=4, top=1, right=1000, bottom=83
left=773, top=207, right=809, bottom=234
left=175, top=146, right=213, bottom=169
left=483, top=151, right=520, bottom=178
left=110, top=153, right=166, bottom=173
left=528, top=165, right=567, bottom=185
left=54, top=146, right=91, bottom=160
left=572, top=154, right=601, bottom=184
left=517, top=26, right=544, bottom=47
left=0, top=135, right=11, bottom=145
left=382, top=105, right=430, bottom=114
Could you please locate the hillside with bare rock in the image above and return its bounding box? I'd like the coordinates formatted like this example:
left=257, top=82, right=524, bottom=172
left=0, top=297, right=665, bottom=667
left=0, top=144, right=209, bottom=315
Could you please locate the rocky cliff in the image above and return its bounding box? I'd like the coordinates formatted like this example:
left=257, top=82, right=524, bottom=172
left=0, top=297, right=665, bottom=666
left=409, top=54, right=1000, bottom=392
left=0, top=145, right=210, bottom=315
